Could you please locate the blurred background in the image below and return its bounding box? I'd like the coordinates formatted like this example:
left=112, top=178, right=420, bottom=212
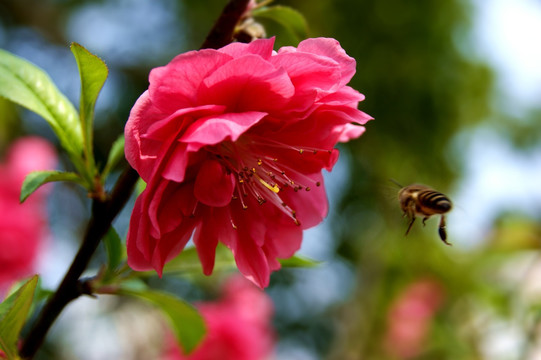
left=1, top=0, right=541, bottom=359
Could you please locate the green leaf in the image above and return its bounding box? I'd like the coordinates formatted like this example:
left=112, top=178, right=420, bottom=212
left=0, top=49, right=83, bottom=165
left=102, top=135, right=125, bottom=180
left=279, top=254, right=321, bottom=268
left=0, top=276, right=38, bottom=359
left=119, top=288, right=206, bottom=354
left=163, top=244, right=235, bottom=275
left=103, top=227, right=123, bottom=276
left=20, top=170, right=85, bottom=203
left=253, top=5, right=308, bottom=42
left=71, top=43, right=108, bottom=174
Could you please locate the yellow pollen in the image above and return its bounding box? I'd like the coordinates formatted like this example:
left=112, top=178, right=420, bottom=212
left=259, top=179, right=280, bottom=193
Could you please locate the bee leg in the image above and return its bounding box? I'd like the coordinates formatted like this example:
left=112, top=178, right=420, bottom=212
left=422, top=217, right=429, bottom=227
left=438, top=215, right=451, bottom=246
left=405, top=216, right=416, bottom=236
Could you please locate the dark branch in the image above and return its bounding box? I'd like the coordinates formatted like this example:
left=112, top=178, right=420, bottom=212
left=19, top=167, right=139, bottom=359
left=200, top=0, right=250, bottom=49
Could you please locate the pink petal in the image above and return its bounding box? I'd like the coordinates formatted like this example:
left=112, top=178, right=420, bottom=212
left=271, top=51, right=341, bottom=92
left=199, top=55, right=295, bottom=112
left=150, top=217, right=197, bottom=274
left=218, top=37, right=275, bottom=60
left=338, top=123, right=366, bottom=142
left=149, top=50, right=232, bottom=113
left=263, top=218, right=303, bottom=260
left=231, top=231, right=270, bottom=288
left=194, top=206, right=236, bottom=275
left=156, top=182, right=198, bottom=233
left=125, top=91, right=161, bottom=181
left=323, top=86, right=365, bottom=104
left=144, top=104, right=227, bottom=141
left=194, top=159, right=236, bottom=207
left=280, top=172, right=328, bottom=229
left=179, top=111, right=267, bottom=146
left=126, top=195, right=153, bottom=270
left=297, top=38, right=357, bottom=87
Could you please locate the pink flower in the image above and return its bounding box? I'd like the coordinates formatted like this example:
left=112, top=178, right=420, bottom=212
left=125, top=37, right=372, bottom=287
left=162, top=276, right=275, bottom=360
left=0, top=137, right=56, bottom=293
left=384, top=279, right=445, bottom=359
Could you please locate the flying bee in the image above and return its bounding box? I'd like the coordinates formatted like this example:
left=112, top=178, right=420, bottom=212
left=391, top=180, right=453, bottom=245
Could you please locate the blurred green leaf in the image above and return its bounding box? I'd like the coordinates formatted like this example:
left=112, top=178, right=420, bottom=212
left=279, top=255, right=321, bottom=268
left=163, top=245, right=319, bottom=276
left=119, top=287, right=206, bottom=354
left=71, top=43, right=108, bottom=174
left=253, top=5, right=308, bottom=42
left=0, top=49, right=83, bottom=166
left=103, top=227, right=123, bottom=277
left=0, top=276, right=38, bottom=359
left=163, top=244, right=235, bottom=275
left=102, top=135, right=125, bottom=180
left=20, top=170, right=85, bottom=203
left=136, top=177, right=147, bottom=196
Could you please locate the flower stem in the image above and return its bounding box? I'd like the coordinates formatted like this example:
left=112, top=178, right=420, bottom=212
left=19, top=166, right=139, bottom=359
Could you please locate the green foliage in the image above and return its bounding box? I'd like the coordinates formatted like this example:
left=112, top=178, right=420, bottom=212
left=279, top=254, right=321, bottom=268
left=253, top=5, right=308, bottom=44
left=118, top=287, right=206, bottom=355
left=19, top=170, right=85, bottom=203
left=0, top=45, right=113, bottom=199
left=0, top=49, right=84, bottom=171
left=71, top=43, right=109, bottom=175
left=0, top=276, right=38, bottom=359
left=102, top=135, right=126, bottom=180
left=103, top=227, right=124, bottom=279
left=162, top=244, right=320, bottom=276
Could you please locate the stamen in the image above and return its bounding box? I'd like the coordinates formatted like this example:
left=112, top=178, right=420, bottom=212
left=259, top=178, right=280, bottom=193
left=205, top=136, right=324, bottom=226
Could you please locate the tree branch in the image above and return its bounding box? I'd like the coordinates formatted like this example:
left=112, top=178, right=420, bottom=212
left=200, top=0, right=250, bottom=49
left=19, top=167, right=139, bottom=359
left=19, top=0, right=250, bottom=357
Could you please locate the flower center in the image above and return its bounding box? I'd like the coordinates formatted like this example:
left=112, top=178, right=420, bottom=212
left=207, top=135, right=327, bottom=226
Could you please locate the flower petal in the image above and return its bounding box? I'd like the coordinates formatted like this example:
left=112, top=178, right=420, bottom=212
left=200, top=54, right=295, bottom=112
left=193, top=206, right=236, bottom=275
left=218, top=37, right=275, bottom=60
left=296, top=37, right=356, bottom=86
left=149, top=50, right=232, bottom=113
left=194, top=159, right=236, bottom=207
left=179, top=111, right=267, bottom=146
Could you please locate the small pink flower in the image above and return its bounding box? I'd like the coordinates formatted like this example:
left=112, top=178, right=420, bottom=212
left=0, top=137, right=56, bottom=293
left=162, top=276, right=275, bottom=360
left=125, top=37, right=372, bottom=287
left=384, top=279, right=445, bottom=359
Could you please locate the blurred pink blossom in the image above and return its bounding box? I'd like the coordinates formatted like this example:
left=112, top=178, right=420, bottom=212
left=0, top=137, right=57, bottom=293
left=384, top=279, right=445, bottom=359
left=162, top=276, right=275, bottom=360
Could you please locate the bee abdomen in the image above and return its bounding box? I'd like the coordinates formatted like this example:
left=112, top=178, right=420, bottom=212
left=417, top=190, right=452, bottom=212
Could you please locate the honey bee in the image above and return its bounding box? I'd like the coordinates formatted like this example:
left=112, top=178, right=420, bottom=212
left=392, top=181, right=453, bottom=245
